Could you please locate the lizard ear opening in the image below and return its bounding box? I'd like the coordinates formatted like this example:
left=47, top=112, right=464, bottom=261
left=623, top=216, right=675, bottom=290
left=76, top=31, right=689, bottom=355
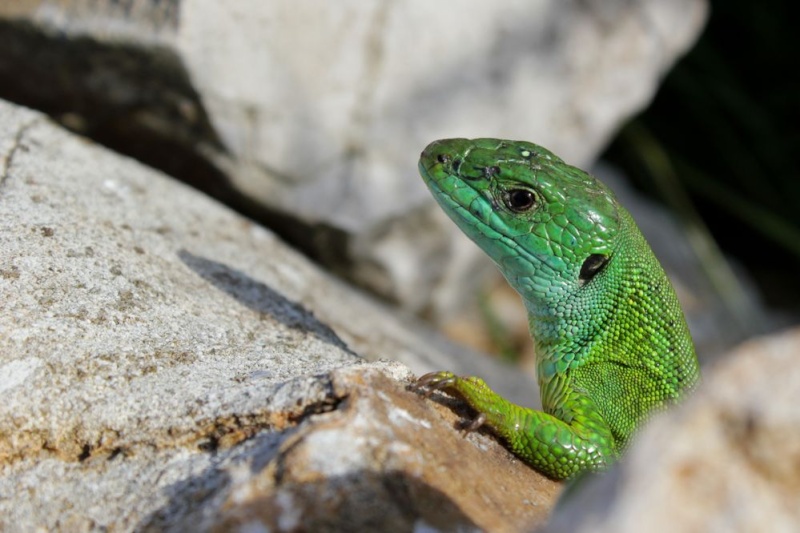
left=579, top=254, right=609, bottom=284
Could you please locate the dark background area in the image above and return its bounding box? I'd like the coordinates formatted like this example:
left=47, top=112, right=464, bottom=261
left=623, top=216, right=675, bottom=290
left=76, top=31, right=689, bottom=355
left=603, top=0, right=799, bottom=314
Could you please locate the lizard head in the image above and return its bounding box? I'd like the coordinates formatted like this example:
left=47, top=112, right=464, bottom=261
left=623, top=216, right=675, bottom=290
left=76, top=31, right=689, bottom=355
left=419, top=138, right=620, bottom=314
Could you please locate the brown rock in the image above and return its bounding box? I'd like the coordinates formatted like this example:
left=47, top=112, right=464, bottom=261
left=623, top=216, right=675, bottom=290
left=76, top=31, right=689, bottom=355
left=211, top=366, right=561, bottom=533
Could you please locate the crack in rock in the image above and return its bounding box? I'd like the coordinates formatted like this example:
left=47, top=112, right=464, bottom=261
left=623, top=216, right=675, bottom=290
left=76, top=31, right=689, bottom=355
left=0, top=373, right=344, bottom=465
left=0, top=118, right=40, bottom=189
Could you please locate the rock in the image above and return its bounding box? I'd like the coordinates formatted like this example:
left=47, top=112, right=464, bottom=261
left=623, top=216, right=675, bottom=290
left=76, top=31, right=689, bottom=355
left=0, top=0, right=710, bottom=316
left=0, top=95, right=540, bottom=400
left=0, top=100, right=356, bottom=464
left=206, top=366, right=560, bottom=533
left=544, top=327, right=800, bottom=533
left=0, top=99, right=556, bottom=530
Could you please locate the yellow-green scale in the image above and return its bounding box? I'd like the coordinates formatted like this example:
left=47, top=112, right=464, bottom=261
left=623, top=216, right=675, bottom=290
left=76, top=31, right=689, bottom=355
left=566, top=209, right=699, bottom=449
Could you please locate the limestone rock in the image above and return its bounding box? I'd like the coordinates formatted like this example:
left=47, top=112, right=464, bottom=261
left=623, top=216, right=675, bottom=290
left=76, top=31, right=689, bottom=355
left=545, top=327, right=800, bottom=533
left=0, top=0, right=709, bottom=315
left=0, top=98, right=554, bottom=530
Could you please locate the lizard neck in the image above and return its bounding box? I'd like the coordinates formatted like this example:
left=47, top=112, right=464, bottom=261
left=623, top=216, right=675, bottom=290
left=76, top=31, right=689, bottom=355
left=525, top=208, right=699, bottom=394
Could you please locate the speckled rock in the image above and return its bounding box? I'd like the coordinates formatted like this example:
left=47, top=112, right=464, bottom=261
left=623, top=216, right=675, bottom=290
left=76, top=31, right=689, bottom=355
left=0, top=99, right=556, bottom=531
left=207, top=366, right=561, bottom=533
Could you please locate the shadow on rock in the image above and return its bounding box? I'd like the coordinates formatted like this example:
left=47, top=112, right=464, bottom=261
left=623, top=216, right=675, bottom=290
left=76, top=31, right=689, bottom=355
left=178, top=250, right=353, bottom=353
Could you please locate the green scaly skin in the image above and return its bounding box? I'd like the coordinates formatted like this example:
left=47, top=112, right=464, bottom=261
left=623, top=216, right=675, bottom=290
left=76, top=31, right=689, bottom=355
left=416, top=138, right=701, bottom=480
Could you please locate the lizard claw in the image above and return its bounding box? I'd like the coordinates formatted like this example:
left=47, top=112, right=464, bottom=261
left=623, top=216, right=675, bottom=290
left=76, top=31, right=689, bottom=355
left=414, top=371, right=458, bottom=395
left=463, top=412, right=486, bottom=432
left=415, top=372, right=487, bottom=432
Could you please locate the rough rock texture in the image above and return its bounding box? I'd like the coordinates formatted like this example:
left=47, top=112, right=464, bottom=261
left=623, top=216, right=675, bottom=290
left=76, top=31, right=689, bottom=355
left=2, top=363, right=562, bottom=532
left=210, top=367, right=560, bottom=533
left=0, top=0, right=709, bottom=316
left=544, top=327, right=800, bottom=533
left=0, top=95, right=542, bottom=395
left=0, top=99, right=561, bottom=530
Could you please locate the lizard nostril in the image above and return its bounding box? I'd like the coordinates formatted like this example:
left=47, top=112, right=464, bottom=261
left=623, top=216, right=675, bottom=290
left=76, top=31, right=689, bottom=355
left=437, top=153, right=450, bottom=164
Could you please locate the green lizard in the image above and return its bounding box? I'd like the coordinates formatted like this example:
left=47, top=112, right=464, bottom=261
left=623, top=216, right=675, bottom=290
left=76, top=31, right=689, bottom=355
left=415, top=138, right=700, bottom=480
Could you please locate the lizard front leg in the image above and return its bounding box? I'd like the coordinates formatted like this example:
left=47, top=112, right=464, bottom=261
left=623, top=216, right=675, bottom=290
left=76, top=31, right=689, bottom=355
left=416, top=371, right=617, bottom=480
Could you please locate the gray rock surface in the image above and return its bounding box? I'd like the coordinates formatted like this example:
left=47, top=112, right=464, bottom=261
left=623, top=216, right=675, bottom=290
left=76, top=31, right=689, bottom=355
left=0, top=95, right=539, bottom=397
left=0, top=99, right=555, bottom=531
left=0, top=0, right=709, bottom=316
left=544, top=327, right=800, bottom=533
left=0, top=101, right=355, bottom=462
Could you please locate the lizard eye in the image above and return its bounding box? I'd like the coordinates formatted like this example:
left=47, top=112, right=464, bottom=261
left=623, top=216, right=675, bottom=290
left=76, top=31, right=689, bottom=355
left=579, top=254, right=609, bottom=283
left=505, top=189, right=536, bottom=212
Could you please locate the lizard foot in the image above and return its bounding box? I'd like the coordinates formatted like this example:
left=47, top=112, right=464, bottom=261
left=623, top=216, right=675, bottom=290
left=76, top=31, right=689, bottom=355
left=413, top=371, right=487, bottom=431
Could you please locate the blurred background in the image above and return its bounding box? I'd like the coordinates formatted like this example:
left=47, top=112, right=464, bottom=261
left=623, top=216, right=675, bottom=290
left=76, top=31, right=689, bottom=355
left=602, top=0, right=800, bottom=353
left=1, top=0, right=796, bottom=372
